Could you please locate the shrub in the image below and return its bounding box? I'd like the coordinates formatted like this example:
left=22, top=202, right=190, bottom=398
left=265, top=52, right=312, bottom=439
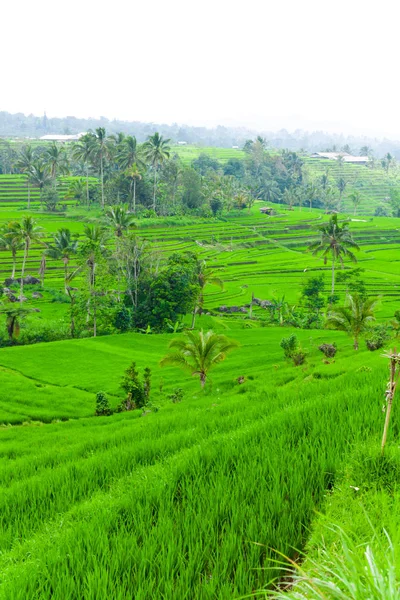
left=168, top=388, right=184, bottom=403
left=114, top=306, right=132, bottom=332
left=95, top=391, right=112, bottom=416
left=280, top=334, right=307, bottom=366
left=280, top=334, right=298, bottom=359
left=375, top=205, right=390, bottom=217
left=365, top=323, right=390, bottom=351
left=119, top=362, right=151, bottom=410
left=318, top=343, right=337, bottom=358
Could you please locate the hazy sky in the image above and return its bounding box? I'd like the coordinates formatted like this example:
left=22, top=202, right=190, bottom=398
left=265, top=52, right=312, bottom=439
left=2, top=0, right=400, bottom=137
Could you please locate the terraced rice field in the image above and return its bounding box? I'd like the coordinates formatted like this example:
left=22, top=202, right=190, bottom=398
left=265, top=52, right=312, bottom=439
left=0, top=326, right=393, bottom=598
left=304, top=157, right=400, bottom=215
left=0, top=174, right=96, bottom=208
left=172, top=144, right=246, bottom=164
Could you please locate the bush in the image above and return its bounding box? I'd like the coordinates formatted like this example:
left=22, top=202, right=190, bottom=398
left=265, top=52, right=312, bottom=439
left=318, top=343, right=337, bottom=358
left=280, top=334, right=307, bottom=366
left=375, top=205, right=390, bottom=217
left=168, top=388, right=184, bottom=403
left=95, top=391, right=112, bottom=416
left=365, top=324, right=390, bottom=351
left=119, top=362, right=151, bottom=410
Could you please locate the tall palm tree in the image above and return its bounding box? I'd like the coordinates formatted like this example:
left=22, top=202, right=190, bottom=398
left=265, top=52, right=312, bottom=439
left=105, top=205, right=136, bottom=238
left=308, top=214, right=360, bottom=296
left=262, top=179, right=280, bottom=204
left=14, top=145, right=36, bottom=208
left=305, top=183, right=319, bottom=211
left=191, top=262, right=224, bottom=328
left=125, top=163, right=142, bottom=212
left=282, top=187, right=297, bottom=210
left=14, top=217, right=44, bottom=302
left=117, top=135, right=143, bottom=171
left=90, top=127, right=111, bottom=208
left=71, top=134, right=97, bottom=206
left=29, top=160, right=51, bottom=208
left=326, top=294, right=378, bottom=350
left=348, top=190, right=362, bottom=216
left=160, top=330, right=238, bottom=388
left=0, top=221, right=23, bottom=279
left=336, top=177, right=347, bottom=210
left=81, top=225, right=109, bottom=336
left=43, top=142, right=69, bottom=185
left=45, top=228, right=79, bottom=293
left=143, top=133, right=171, bottom=211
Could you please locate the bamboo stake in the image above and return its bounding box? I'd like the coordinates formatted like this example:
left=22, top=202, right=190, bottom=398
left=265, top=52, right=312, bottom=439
left=381, top=348, right=400, bottom=455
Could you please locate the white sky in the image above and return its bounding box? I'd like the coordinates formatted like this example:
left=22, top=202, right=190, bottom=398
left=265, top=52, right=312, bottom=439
left=2, top=0, right=400, bottom=137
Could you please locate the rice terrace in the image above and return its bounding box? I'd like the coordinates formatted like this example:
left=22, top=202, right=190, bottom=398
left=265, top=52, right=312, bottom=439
left=1, top=127, right=400, bottom=600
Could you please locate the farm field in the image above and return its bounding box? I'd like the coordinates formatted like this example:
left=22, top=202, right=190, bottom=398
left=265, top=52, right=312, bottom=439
left=0, top=326, right=395, bottom=598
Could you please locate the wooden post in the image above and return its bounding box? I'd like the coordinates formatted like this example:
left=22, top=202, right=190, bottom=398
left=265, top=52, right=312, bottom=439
left=381, top=349, right=400, bottom=455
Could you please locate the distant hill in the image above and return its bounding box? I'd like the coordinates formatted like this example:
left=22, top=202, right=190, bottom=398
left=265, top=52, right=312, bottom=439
left=2, top=111, right=400, bottom=157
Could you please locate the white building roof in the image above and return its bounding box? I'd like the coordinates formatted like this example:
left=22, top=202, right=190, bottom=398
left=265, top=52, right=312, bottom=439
left=39, top=132, right=86, bottom=141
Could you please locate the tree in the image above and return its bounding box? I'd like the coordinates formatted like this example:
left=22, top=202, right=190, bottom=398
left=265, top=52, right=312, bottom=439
left=91, top=128, right=110, bottom=208
left=0, top=304, right=34, bottom=342
left=389, top=189, right=400, bottom=217
left=160, top=330, right=238, bottom=388
left=320, top=170, right=330, bottom=190
left=308, top=214, right=360, bottom=296
left=143, top=133, right=171, bottom=211
left=304, top=183, right=319, bottom=211
left=360, top=146, right=372, bottom=156
left=43, top=142, right=69, bottom=185
left=336, top=177, right=347, bottom=210
left=80, top=225, right=109, bottom=337
left=282, top=187, right=296, bottom=210
left=348, top=190, right=362, bottom=216
left=191, top=261, right=223, bottom=328
left=0, top=221, right=23, bottom=279
left=29, top=160, right=51, bottom=208
left=71, top=134, right=97, bottom=206
left=262, top=179, right=280, bottom=204
left=384, top=152, right=394, bottom=175
left=105, top=205, right=136, bottom=238
left=125, top=163, right=142, bottom=212
left=46, top=228, right=79, bottom=293
left=326, top=294, right=378, bottom=350
left=116, top=135, right=143, bottom=171
left=14, top=217, right=44, bottom=302
left=14, top=145, right=36, bottom=208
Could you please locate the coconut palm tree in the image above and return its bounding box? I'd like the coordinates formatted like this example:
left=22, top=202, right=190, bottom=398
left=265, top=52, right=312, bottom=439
left=160, top=330, right=238, bottom=388
left=43, top=142, right=69, bottom=185
left=117, top=135, right=143, bottom=171
left=305, top=183, right=319, bottom=211
left=14, top=217, right=44, bottom=302
left=326, top=294, right=378, bottom=350
left=191, top=262, right=224, bottom=328
left=45, top=228, right=79, bottom=293
left=89, top=128, right=111, bottom=208
left=262, top=179, right=280, bottom=204
left=71, top=134, right=97, bottom=206
left=125, top=163, right=142, bottom=212
left=336, top=177, right=347, bottom=210
left=29, top=160, right=52, bottom=208
left=105, top=205, right=136, bottom=238
left=14, top=145, right=36, bottom=208
left=81, top=225, right=109, bottom=336
left=0, top=221, right=23, bottom=279
left=282, top=187, right=297, bottom=210
left=142, top=133, right=171, bottom=211
left=0, top=304, right=34, bottom=343
left=348, top=190, right=362, bottom=216
left=308, top=214, right=360, bottom=296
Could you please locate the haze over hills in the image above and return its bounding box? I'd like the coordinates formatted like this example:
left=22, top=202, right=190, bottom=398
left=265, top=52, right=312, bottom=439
left=2, top=110, right=400, bottom=158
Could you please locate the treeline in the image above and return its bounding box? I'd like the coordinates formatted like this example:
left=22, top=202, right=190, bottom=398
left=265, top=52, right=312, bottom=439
left=3, top=110, right=400, bottom=156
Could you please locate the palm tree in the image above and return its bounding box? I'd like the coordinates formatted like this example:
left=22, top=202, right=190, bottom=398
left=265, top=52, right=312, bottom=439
left=348, top=190, right=362, bottom=216
left=262, top=179, right=280, bottom=204
left=45, top=228, right=79, bottom=293
left=326, top=294, right=378, bottom=350
left=160, top=330, right=238, bottom=388
left=14, top=217, right=44, bottom=302
left=29, top=160, right=51, bottom=208
left=308, top=214, right=360, bottom=296
left=117, top=135, right=143, bottom=171
left=81, top=225, right=109, bottom=336
left=305, top=183, right=319, bottom=211
left=43, top=142, right=69, bottom=185
left=191, top=262, right=224, bottom=328
left=320, top=170, right=330, bottom=190
left=125, top=163, right=142, bottom=212
left=89, top=128, right=110, bottom=208
left=0, top=221, right=23, bottom=279
left=384, top=152, right=394, bottom=175
left=282, top=187, right=296, bottom=210
left=0, top=304, right=34, bottom=343
left=14, top=145, right=36, bottom=208
left=143, top=133, right=171, bottom=211
left=105, top=205, right=136, bottom=238
left=336, top=177, right=347, bottom=210
left=71, top=134, right=97, bottom=206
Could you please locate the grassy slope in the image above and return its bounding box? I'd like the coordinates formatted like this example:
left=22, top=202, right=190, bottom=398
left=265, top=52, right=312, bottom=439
left=0, top=327, right=395, bottom=599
